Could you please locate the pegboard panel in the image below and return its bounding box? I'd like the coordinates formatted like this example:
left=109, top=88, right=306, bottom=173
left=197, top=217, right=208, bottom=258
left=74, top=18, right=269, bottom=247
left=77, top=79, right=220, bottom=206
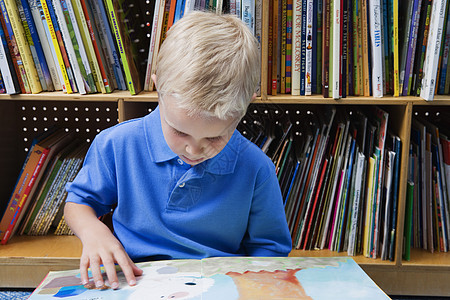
left=16, top=101, right=119, bottom=159
left=412, top=105, right=450, bottom=132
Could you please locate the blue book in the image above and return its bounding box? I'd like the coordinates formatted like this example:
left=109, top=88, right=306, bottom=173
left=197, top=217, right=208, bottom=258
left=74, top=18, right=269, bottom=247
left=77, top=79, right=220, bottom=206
left=173, top=0, right=186, bottom=24
left=21, top=0, right=53, bottom=91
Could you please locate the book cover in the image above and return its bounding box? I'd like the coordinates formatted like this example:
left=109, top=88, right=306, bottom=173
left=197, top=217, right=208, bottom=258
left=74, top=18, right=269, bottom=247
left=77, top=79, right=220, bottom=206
left=304, top=0, right=313, bottom=95
left=28, top=257, right=390, bottom=300
left=403, top=180, right=414, bottom=260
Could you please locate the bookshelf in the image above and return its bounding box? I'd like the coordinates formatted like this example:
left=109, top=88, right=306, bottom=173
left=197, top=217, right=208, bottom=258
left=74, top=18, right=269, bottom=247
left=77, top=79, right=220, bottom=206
left=0, top=1, right=449, bottom=297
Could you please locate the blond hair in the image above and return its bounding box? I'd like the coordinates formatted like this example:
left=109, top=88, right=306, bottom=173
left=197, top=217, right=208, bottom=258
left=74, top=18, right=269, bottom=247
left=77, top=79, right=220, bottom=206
left=154, top=11, right=260, bottom=120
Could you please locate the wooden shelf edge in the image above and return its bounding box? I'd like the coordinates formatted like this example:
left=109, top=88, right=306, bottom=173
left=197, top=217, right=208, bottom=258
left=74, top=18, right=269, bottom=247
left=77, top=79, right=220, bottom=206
left=3, top=91, right=450, bottom=105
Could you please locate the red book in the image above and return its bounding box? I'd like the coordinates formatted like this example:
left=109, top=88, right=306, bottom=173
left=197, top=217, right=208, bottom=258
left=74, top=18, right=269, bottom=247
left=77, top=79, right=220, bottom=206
left=322, top=0, right=330, bottom=97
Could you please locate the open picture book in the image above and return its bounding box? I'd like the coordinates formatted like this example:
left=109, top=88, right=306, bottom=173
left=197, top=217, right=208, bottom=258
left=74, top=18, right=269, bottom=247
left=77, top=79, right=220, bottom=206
left=28, top=256, right=390, bottom=299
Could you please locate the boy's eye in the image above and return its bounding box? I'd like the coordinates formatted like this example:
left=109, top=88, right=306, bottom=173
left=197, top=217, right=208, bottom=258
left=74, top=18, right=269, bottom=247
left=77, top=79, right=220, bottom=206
left=173, top=129, right=187, bottom=137
left=207, top=136, right=222, bottom=142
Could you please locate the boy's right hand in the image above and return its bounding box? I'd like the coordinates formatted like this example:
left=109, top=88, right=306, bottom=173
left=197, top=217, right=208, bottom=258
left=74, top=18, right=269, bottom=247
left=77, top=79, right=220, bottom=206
left=64, top=202, right=143, bottom=289
left=78, top=222, right=143, bottom=289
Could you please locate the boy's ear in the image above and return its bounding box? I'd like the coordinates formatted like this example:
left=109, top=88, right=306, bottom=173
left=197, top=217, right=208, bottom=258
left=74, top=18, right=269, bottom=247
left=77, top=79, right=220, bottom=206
left=252, top=93, right=257, bottom=101
left=151, top=74, right=157, bottom=87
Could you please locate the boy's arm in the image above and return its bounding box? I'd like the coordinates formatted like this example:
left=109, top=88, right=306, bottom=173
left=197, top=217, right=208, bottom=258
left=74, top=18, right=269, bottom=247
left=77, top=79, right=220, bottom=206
left=64, top=202, right=142, bottom=289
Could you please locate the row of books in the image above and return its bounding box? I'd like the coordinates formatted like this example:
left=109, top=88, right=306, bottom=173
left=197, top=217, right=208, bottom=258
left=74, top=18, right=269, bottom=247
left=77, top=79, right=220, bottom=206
left=0, top=0, right=152, bottom=95
left=403, top=115, right=450, bottom=260
left=0, top=0, right=263, bottom=96
left=143, top=0, right=263, bottom=91
left=268, top=0, right=450, bottom=101
left=240, top=104, right=401, bottom=260
left=0, top=129, right=87, bottom=244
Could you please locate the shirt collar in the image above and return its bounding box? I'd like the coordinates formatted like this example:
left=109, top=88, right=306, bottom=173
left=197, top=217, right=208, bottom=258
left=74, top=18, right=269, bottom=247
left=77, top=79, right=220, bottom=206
left=144, top=106, right=240, bottom=175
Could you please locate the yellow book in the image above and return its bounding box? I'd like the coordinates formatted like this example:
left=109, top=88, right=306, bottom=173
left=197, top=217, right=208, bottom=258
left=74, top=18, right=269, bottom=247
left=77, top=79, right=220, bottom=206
left=363, top=156, right=376, bottom=257
left=40, top=0, right=72, bottom=94
left=4, top=0, right=42, bottom=94
left=392, top=0, right=399, bottom=96
left=361, top=0, right=370, bottom=97
left=71, top=0, right=106, bottom=93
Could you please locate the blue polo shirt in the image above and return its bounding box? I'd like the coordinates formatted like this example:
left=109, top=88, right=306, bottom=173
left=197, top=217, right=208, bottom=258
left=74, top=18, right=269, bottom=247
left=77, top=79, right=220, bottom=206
left=66, top=107, right=292, bottom=261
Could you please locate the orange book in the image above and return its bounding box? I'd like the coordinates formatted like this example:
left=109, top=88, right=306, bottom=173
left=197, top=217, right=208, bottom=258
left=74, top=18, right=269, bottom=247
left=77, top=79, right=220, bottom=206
left=167, top=0, right=177, bottom=31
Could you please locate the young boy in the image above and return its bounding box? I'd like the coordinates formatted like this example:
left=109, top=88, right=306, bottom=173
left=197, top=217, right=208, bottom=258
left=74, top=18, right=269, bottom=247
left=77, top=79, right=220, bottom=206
left=64, top=11, right=292, bottom=290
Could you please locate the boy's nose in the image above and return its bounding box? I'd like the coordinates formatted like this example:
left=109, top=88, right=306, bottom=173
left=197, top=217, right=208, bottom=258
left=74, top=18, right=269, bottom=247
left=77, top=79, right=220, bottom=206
left=186, top=143, right=203, bottom=156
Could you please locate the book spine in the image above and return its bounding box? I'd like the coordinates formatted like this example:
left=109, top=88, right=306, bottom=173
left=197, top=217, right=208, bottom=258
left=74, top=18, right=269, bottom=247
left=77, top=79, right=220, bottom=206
left=104, top=0, right=136, bottom=95
left=392, top=0, right=399, bottom=96
left=420, top=0, right=447, bottom=101
left=4, top=0, right=43, bottom=94
left=72, top=0, right=105, bottom=93
left=54, top=0, right=87, bottom=94
left=0, top=0, right=30, bottom=93
left=316, top=1, right=322, bottom=95
left=322, top=0, right=329, bottom=97
left=255, top=0, right=262, bottom=96
left=360, top=0, right=370, bottom=96
left=291, top=0, right=301, bottom=95
left=0, top=25, right=18, bottom=94
left=79, top=0, right=111, bottom=93
left=305, top=0, right=313, bottom=95
left=242, top=0, right=255, bottom=33
left=280, top=0, right=287, bottom=94
left=285, top=0, right=292, bottom=94
left=40, top=0, right=73, bottom=93
left=28, top=0, right=62, bottom=90
left=300, top=0, right=306, bottom=95
left=368, top=0, right=383, bottom=97
left=144, top=0, right=161, bottom=91
left=0, top=144, right=46, bottom=241
left=402, top=0, right=422, bottom=96
left=271, top=0, right=278, bottom=95
left=331, top=0, right=340, bottom=98
left=1, top=148, right=49, bottom=244
left=65, top=0, right=94, bottom=92
left=89, top=0, right=125, bottom=90
left=21, top=0, right=54, bottom=91
left=438, top=8, right=450, bottom=94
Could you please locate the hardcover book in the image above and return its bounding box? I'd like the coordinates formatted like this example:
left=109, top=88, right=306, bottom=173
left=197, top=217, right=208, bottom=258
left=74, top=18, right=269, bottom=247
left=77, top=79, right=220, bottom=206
left=28, top=256, right=390, bottom=300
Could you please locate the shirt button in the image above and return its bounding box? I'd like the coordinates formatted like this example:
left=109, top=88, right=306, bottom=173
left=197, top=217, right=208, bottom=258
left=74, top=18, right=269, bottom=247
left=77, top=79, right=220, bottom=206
left=179, top=182, right=185, bottom=188
left=177, top=158, right=184, bottom=165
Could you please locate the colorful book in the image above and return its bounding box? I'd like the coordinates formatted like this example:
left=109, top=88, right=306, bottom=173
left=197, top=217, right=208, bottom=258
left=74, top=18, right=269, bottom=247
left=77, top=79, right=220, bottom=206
left=53, top=0, right=88, bottom=94
left=71, top=0, right=105, bottom=93
left=291, top=0, right=302, bottom=96
left=40, top=0, right=74, bottom=93
left=4, top=0, right=42, bottom=94
left=420, top=0, right=447, bottom=101
left=0, top=0, right=30, bottom=93
left=0, top=22, right=19, bottom=94
left=104, top=0, right=144, bottom=95
left=21, top=0, right=54, bottom=91
left=368, top=0, right=383, bottom=97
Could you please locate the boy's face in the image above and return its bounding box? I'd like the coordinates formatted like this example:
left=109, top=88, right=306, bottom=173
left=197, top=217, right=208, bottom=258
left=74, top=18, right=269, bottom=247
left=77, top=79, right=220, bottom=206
left=159, top=94, right=238, bottom=166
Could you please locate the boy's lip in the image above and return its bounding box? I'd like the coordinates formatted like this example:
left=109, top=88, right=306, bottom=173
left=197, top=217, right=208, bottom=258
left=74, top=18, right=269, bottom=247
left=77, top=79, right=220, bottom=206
left=181, top=155, right=204, bottom=164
